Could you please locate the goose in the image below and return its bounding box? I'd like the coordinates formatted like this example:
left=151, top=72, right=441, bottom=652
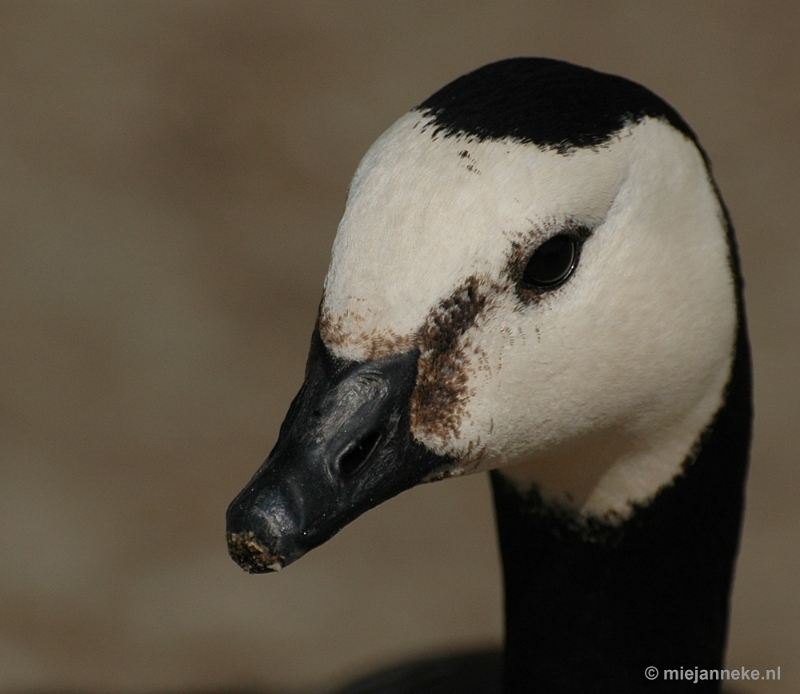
left=226, top=58, right=752, bottom=693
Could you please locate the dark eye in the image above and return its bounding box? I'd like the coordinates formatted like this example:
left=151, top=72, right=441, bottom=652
left=521, top=234, right=581, bottom=289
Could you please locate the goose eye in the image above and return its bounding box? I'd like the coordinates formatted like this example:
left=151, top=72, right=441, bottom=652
left=521, top=233, right=580, bottom=289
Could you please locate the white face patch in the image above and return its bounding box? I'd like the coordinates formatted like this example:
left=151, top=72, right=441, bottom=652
left=320, top=112, right=736, bottom=521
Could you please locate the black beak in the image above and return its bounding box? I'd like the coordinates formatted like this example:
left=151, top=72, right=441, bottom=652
left=226, top=329, right=451, bottom=572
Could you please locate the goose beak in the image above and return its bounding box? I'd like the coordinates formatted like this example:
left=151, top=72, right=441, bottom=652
left=226, top=330, right=449, bottom=573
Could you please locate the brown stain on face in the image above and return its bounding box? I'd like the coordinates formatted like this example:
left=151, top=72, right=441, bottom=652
left=410, top=275, right=500, bottom=444
left=318, top=276, right=501, bottom=446
left=407, top=220, right=590, bottom=451
left=318, top=299, right=415, bottom=359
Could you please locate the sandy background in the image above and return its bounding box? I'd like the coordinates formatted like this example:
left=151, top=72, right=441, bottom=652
left=1, top=2, right=798, bottom=692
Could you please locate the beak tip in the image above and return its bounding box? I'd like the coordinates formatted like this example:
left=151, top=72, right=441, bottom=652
left=226, top=530, right=285, bottom=574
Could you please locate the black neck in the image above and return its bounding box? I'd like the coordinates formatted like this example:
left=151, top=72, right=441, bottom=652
left=491, top=321, right=752, bottom=693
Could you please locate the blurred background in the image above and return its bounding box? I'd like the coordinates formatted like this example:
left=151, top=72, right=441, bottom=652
left=1, top=2, right=797, bottom=692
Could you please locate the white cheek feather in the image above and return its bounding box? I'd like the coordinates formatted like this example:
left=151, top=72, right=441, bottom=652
left=321, top=113, right=736, bottom=520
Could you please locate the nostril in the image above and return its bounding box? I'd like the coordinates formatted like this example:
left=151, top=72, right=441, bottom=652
left=338, top=430, right=382, bottom=477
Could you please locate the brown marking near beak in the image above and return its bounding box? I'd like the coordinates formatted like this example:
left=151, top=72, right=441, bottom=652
left=227, top=531, right=283, bottom=573
left=318, top=298, right=415, bottom=360
left=410, top=275, right=500, bottom=444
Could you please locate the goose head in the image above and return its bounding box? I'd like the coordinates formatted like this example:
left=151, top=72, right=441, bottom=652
left=226, top=58, right=744, bottom=576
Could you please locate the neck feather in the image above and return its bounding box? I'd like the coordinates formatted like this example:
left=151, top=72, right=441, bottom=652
left=491, top=319, right=751, bottom=694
